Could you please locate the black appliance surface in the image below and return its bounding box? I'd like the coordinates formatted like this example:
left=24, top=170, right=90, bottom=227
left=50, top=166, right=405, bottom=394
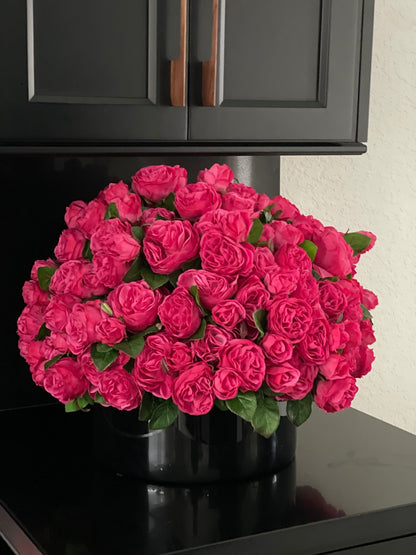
left=1, top=406, right=415, bottom=554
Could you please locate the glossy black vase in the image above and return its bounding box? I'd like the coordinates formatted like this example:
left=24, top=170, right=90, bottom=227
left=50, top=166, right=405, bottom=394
left=93, top=404, right=296, bottom=483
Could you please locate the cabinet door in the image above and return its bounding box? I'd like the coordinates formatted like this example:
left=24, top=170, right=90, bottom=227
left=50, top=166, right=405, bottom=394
left=0, top=0, right=186, bottom=144
left=189, top=0, right=365, bottom=143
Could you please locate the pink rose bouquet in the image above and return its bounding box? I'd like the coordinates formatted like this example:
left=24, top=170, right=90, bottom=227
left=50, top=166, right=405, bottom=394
left=17, top=163, right=377, bottom=438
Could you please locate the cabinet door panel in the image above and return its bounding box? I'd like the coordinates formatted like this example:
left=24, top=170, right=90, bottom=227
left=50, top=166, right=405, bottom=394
left=0, top=0, right=186, bottom=142
left=189, top=0, right=363, bottom=142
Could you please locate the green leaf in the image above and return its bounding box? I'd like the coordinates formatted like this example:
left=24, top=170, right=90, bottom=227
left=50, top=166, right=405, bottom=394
left=271, top=209, right=283, bottom=221
left=94, top=392, right=107, bottom=405
left=148, top=398, right=179, bottom=430
left=34, top=322, right=51, bottom=341
left=122, top=257, right=142, bottom=283
left=226, top=391, right=257, bottom=422
left=168, top=269, right=182, bottom=287
left=65, top=392, right=94, bottom=413
left=113, top=334, right=145, bottom=358
left=131, top=226, right=145, bottom=242
left=104, top=202, right=120, bottom=220
left=37, top=266, right=57, bottom=291
left=189, top=285, right=207, bottom=315
left=141, top=323, right=162, bottom=336
left=247, top=219, right=264, bottom=245
left=100, top=302, right=113, bottom=316
left=44, top=354, right=64, bottom=370
left=287, top=393, right=313, bottom=427
left=82, top=239, right=93, bottom=261
left=299, top=239, right=318, bottom=262
left=163, top=192, right=176, bottom=212
left=252, top=309, right=266, bottom=339
left=187, top=318, right=207, bottom=340
left=260, top=383, right=280, bottom=397
left=65, top=400, right=80, bottom=413
left=361, top=304, right=373, bottom=322
left=214, top=399, right=228, bottom=411
left=259, top=210, right=272, bottom=224
left=181, top=257, right=202, bottom=271
left=343, top=232, right=371, bottom=256
left=336, top=312, right=344, bottom=324
left=90, top=343, right=118, bottom=371
left=123, top=358, right=135, bottom=374
left=138, top=391, right=155, bottom=421
left=252, top=395, right=281, bottom=438
left=141, top=265, right=169, bottom=289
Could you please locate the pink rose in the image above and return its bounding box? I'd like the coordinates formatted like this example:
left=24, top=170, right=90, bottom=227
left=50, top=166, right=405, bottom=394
left=65, top=300, right=102, bottom=355
left=177, top=269, right=237, bottom=310
left=133, top=342, right=174, bottom=399
left=108, top=281, right=161, bottom=332
left=298, top=318, right=331, bottom=364
left=138, top=332, right=193, bottom=377
left=49, top=260, right=91, bottom=297
left=44, top=293, right=80, bottom=333
left=95, top=317, right=127, bottom=346
left=278, top=357, right=318, bottom=400
left=92, top=253, right=129, bottom=289
left=337, top=279, right=362, bottom=321
left=65, top=200, right=87, bottom=229
left=269, top=196, right=300, bottom=220
left=158, top=287, right=201, bottom=339
left=103, top=181, right=142, bottom=224
left=319, top=281, right=347, bottom=323
left=319, top=355, right=352, bottom=380
left=90, top=219, right=140, bottom=262
left=352, top=346, right=375, bottom=379
left=143, top=219, right=199, bottom=274
left=360, top=320, right=376, bottom=346
left=172, top=362, right=214, bottom=415
left=26, top=338, right=56, bottom=373
left=17, top=304, right=45, bottom=342
left=265, top=362, right=301, bottom=394
left=269, top=220, right=304, bottom=249
left=82, top=264, right=110, bottom=296
left=253, top=247, right=276, bottom=278
left=43, top=357, right=88, bottom=404
left=197, top=163, right=234, bottom=191
left=22, top=280, right=49, bottom=306
left=99, top=366, right=142, bottom=411
left=132, top=164, right=187, bottom=203
left=193, top=208, right=228, bottom=235
left=213, top=368, right=241, bottom=400
left=192, top=324, right=234, bottom=363
left=264, top=267, right=300, bottom=296
left=77, top=198, right=107, bottom=238
left=293, top=271, right=320, bottom=306
left=54, top=229, right=85, bottom=262
left=268, top=297, right=313, bottom=343
left=275, top=243, right=312, bottom=272
left=174, top=182, right=222, bottom=220
left=291, top=214, right=324, bottom=239
left=140, top=207, right=176, bottom=226
left=222, top=183, right=258, bottom=212
left=261, top=333, right=293, bottom=365
left=314, top=376, right=358, bottom=413
left=235, top=275, right=271, bottom=325
left=218, top=339, right=266, bottom=392
left=79, top=351, right=129, bottom=388
left=361, top=287, right=378, bottom=310
left=313, top=227, right=354, bottom=279
left=211, top=300, right=246, bottom=330
left=200, top=230, right=254, bottom=278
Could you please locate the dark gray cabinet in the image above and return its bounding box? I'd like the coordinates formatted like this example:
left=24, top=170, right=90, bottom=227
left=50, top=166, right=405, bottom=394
left=0, top=0, right=374, bottom=152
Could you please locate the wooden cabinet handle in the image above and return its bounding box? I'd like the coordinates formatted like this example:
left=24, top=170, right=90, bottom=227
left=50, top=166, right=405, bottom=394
left=202, top=0, right=219, bottom=107
left=170, top=0, right=188, bottom=107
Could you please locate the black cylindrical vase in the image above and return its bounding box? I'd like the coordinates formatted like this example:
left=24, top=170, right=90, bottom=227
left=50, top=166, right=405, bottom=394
left=93, top=404, right=296, bottom=483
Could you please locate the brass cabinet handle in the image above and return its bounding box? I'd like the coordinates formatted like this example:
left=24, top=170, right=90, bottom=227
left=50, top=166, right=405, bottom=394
left=170, top=0, right=188, bottom=107
left=202, top=0, right=219, bottom=107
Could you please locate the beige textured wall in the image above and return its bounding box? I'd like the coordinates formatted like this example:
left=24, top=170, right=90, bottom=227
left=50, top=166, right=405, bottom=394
left=281, top=0, right=416, bottom=434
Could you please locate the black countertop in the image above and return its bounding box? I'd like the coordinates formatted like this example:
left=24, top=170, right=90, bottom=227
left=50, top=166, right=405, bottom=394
left=1, top=405, right=415, bottom=554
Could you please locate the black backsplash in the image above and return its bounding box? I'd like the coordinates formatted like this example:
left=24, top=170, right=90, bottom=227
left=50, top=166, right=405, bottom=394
left=2, top=155, right=280, bottom=411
